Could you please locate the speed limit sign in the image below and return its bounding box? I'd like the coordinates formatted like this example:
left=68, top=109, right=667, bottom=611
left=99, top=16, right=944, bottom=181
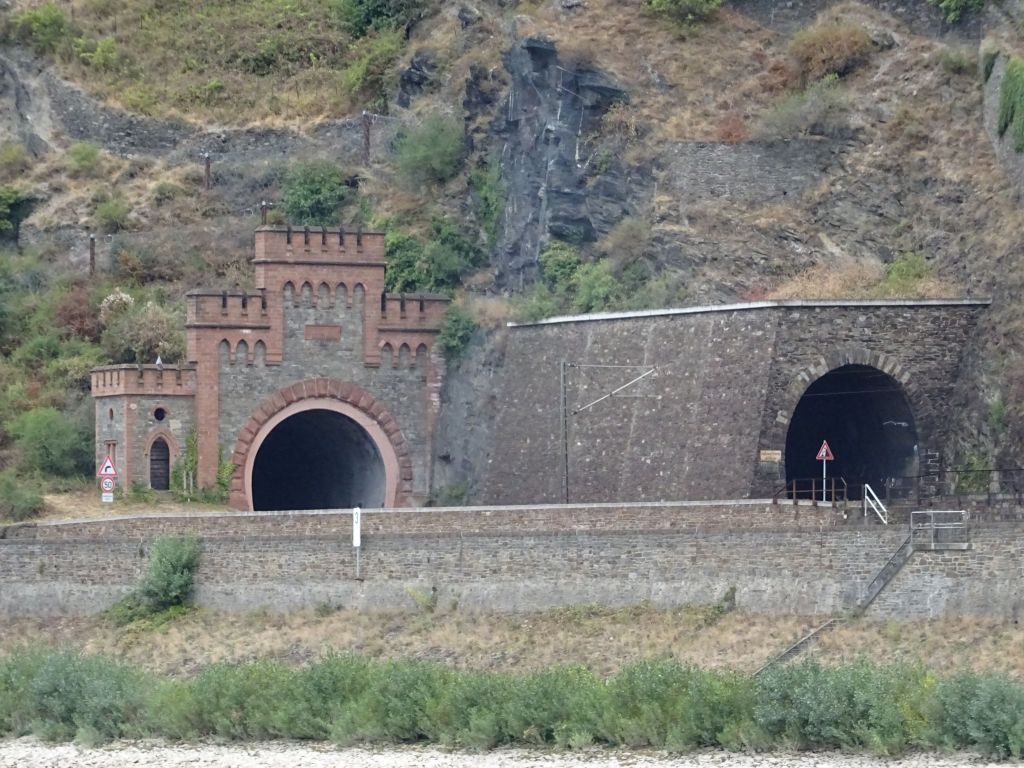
left=101, top=477, right=114, bottom=492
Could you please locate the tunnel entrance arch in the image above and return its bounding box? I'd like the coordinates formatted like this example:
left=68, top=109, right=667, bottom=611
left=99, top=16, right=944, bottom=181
left=785, top=364, right=919, bottom=497
left=251, top=408, right=387, bottom=511
left=234, top=380, right=413, bottom=511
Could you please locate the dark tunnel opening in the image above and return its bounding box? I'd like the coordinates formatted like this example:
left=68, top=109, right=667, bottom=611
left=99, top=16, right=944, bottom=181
left=252, top=409, right=385, bottom=511
left=785, top=365, right=918, bottom=499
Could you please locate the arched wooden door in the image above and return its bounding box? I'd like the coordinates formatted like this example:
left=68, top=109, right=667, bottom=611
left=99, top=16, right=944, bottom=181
left=150, top=438, right=170, bottom=491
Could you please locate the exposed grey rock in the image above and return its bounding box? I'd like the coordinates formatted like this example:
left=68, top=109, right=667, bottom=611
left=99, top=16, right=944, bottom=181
left=397, top=50, right=439, bottom=108
left=483, top=35, right=632, bottom=286
left=457, top=4, right=482, bottom=27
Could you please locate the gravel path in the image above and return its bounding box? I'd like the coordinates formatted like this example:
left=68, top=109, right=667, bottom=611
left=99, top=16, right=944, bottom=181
left=0, top=740, right=1011, bottom=768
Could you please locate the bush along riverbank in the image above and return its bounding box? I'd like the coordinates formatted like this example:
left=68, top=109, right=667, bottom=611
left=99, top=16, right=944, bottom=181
left=3, top=652, right=1024, bottom=757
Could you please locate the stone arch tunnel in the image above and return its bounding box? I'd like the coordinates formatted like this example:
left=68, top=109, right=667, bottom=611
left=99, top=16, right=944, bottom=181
left=784, top=364, right=919, bottom=497
left=250, top=408, right=386, bottom=511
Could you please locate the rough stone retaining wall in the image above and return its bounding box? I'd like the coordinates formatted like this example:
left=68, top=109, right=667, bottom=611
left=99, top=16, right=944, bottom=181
left=468, top=301, right=985, bottom=505
left=2, top=503, right=1021, bottom=620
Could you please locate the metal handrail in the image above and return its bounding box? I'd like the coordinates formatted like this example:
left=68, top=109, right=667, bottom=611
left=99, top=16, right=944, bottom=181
left=863, top=483, right=888, bottom=525
left=772, top=477, right=848, bottom=506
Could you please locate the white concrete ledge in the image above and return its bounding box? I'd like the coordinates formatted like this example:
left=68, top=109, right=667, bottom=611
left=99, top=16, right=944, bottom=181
left=508, top=298, right=993, bottom=328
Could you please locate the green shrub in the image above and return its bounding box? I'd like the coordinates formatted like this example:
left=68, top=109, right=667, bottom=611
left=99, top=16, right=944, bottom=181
left=514, top=284, right=561, bottom=323
left=469, top=163, right=506, bottom=247
left=757, top=74, right=848, bottom=138
left=0, top=649, right=150, bottom=743
left=108, top=534, right=201, bottom=625
left=928, top=0, right=984, bottom=22
left=394, top=114, right=466, bottom=187
left=280, top=161, right=349, bottom=227
left=152, top=182, right=185, bottom=205
left=505, top=666, right=606, bottom=747
left=12, top=3, right=73, bottom=55
left=998, top=56, right=1024, bottom=152
left=644, top=0, right=722, bottom=24
left=880, top=252, right=930, bottom=295
left=0, top=185, right=22, bottom=234
left=100, top=300, right=185, bottom=365
left=348, top=660, right=452, bottom=743
left=67, top=142, right=101, bottom=176
left=138, top=535, right=201, bottom=612
left=938, top=48, right=974, bottom=76
left=384, top=219, right=482, bottom=293
left=74, top=36, right=120, bottom=72
left=754, top=661, right=934, bottom=753
left=339, top=31, right=404, bottom=112
left=572, top=261, right=617, bottom=313
left=787, top=22, right=872, bottom=82
left=5, top=653, right=1024, bottom=752
left=538, top=240, right=582, bottom=294
left=95, top=196, right=130, bottom=233
left=0, top=143, right=31, bottom=181
left=0, top=469, right=44, bottom=521
left=436, top=305, right=476, bottom=359
left=330, top=0, right=426, bottom=37
left=9, top=406, right=92, bottom=477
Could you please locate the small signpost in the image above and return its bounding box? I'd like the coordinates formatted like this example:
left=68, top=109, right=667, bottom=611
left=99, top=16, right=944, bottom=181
left=816, top=440, right=834, bottom=502
left=97, top=455, right=117, bottom=503
left=353, top=506, right=362, bottom=579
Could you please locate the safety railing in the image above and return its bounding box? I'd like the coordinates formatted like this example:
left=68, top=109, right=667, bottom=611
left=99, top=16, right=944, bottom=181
left=910, top=510, right=969, bottom=549
left=866, top=468, right=1024, bottom=507
left=772, top=477, right=848, bottom=506
left=863, top=483, right=888, bottom=525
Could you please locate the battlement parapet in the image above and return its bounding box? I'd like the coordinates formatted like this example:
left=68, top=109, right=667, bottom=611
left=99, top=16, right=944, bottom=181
left=380, top=293, right=448, bottom=331
left=254, top=226, right=385, bottom=265
left=91, top=365, right=197, bottom=397
left=186, top=291, right=271, bottom=328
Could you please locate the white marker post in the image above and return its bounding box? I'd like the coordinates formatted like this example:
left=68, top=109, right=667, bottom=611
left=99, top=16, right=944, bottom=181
left=353, top=506, right=361, bottom=579
left=816, top=440, right=834, bottom=503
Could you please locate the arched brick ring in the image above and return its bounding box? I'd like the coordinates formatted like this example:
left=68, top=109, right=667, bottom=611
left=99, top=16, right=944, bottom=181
left=228, top=378, right=413, bottom=510
left=768, top=348, right=925, bottom=467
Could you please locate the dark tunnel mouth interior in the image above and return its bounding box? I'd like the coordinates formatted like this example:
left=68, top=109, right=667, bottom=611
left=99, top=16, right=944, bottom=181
left=785, top=365, right=918, bottom=499
left=251, top=408, right=385, bottom=511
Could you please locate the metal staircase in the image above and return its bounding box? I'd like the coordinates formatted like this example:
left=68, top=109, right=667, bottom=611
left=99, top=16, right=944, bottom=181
left=755, top=510, right=969, bottom=675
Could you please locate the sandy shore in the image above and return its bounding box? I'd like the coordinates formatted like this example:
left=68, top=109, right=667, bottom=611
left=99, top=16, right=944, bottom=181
left=0, top=739, right=1010, bottom=768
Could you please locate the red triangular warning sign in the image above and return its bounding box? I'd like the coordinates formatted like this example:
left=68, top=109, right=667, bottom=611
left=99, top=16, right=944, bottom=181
left=816, top=440, right=834, bottom=461
left=97, top=455, right=117, bottom=478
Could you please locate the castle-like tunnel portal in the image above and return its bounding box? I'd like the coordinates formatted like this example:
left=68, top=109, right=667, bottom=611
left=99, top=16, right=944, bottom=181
left=251, top=408, right=385, bottom=511
left=785, top=365, right=918, bottom=497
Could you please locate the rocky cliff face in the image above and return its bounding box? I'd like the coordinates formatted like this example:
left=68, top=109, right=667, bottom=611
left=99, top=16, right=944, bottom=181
left=485, top=33, right=632, bottom=287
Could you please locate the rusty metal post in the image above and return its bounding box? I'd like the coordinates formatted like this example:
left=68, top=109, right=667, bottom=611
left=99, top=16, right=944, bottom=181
left=202, top=152, right=211, bottom=190
left=88, top=234, right=96, bottom=277
left=792, top=479, right=797, bottom=506
left=830, top=477, right=836, bottom=508
left=361, top=110, right=371, bottom=165
left=811, top=478, right=817, bottom=506
left=259, top=200, right=274, bottom=225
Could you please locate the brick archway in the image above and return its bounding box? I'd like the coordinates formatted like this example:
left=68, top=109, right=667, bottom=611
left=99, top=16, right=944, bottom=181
left=768, top=347, right=929, bottom=451
left=229, top=378, right=413, bottom=510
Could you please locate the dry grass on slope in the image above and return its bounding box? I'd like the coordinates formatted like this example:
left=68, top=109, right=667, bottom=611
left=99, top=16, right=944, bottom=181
left=4, top=605, right=1024, bottom=680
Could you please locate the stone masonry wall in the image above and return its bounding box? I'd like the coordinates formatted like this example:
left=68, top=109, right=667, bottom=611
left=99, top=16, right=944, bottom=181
left=3, top=504, right=1020, bottom=620
left=216, top=292, right=440, bottom=502
left=753, top=302, right=987, bottom=495
left=470, top=301, right=986, bottom=505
